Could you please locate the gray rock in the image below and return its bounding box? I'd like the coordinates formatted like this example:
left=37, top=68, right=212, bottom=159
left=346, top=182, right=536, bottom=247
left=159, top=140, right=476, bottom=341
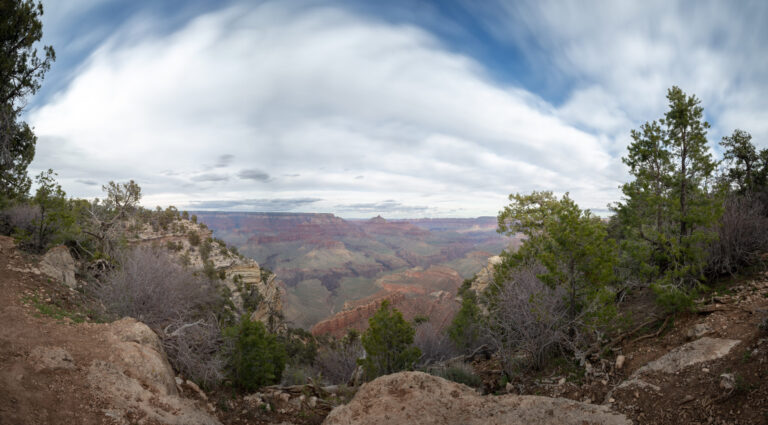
left=635, top=337, right=740, bottom=375
left=40, top=246, right=77, bottom=288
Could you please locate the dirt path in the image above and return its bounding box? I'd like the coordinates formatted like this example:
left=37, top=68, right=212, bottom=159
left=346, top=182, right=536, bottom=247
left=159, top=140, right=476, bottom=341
left=0, top=237, right=219, bottom=425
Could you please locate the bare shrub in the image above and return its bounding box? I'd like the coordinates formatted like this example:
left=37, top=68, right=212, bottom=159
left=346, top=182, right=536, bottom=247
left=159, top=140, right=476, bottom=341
left=95, top=246, right=217, bottom=328
left=161, top=316, right=225, bottom=388
left=95, top=246, right=227, bottom=387
left=414, top=321, right=458, bottom=367
left=483, top=263, right=571, bottom=373
left=0, top=203, right=39, bottom=235
left=316, top=335, right=363, bottom=385
left=707, top=195, right=768, bottom=276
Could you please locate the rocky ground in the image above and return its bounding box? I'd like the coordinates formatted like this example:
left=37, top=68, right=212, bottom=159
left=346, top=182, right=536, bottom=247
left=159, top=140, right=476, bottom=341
left=0, top=236, right=219, bottom=424
left=472, top=274, right=768, bottom=425
left=2, top=233, right=767, bottom=424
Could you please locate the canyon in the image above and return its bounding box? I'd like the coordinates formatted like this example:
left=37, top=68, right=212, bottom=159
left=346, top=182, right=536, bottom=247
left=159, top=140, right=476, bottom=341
left=195, top=212, right=516, bottom=331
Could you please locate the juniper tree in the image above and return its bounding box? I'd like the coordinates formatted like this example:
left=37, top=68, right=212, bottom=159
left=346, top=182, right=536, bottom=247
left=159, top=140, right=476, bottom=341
left=358, top=301, right=420, bottom=380
left=497, top=191, right=617, bottom=323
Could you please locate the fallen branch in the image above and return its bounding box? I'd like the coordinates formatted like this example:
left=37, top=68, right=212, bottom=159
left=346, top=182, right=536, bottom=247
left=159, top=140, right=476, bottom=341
left=583, top=316, right=659, bottom=358
left=630, top=316, right=670, bottom=345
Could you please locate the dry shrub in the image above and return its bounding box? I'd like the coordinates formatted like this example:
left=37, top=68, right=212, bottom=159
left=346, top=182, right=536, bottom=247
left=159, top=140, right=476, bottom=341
left=95, top=246, right=226, bottom=387
left=0, top=203, right=39, bottom=235
left=483, top=264, right=571, bottom=373
left=316, top=336, right=363, bottom=385
left=95, top=246, right=217, bottom=328
left=707, top=195, right=768, bottom=276
left=161, top=317, right=226, bottom=388
left=414, top=322, right=458, bottom=367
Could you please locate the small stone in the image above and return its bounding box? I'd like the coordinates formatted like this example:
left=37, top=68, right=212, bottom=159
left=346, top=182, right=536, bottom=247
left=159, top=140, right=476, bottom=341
left=615, top=355, right=626, bottom=370
left=608, top=397, right=615, bottom=403
left=505, top=382, right=513, bottom=393
left=558, top=377, right=566, bottom=385
left=719, top=373, right=736, bottom=391
left=308, top=396, right=318, bottom=408
left=702, top=368, right=710, bottom=373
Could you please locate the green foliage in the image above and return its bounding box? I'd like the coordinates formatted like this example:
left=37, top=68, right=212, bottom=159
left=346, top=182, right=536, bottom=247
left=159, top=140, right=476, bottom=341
left=224, top=316, right=286, bottom=391
left=447, top=289, right=482, bottom=351
left=15, top=170, right=78, bottom=252
left=280, top=327, right=318, bottom=366
left=498, top=191, right=617, bottom=322
left=200, top=238, right=212, bottom=260
left=0, top=0, right=55, bottom=204
left=613, top=86, right=722, bottom=310
left=188, top=231, right=201, bottom=246
left=202, top=260, right=218, bottom=280
left=191, top=214, right=198, bottom=224
left=358, top=301, right=421, bottom=380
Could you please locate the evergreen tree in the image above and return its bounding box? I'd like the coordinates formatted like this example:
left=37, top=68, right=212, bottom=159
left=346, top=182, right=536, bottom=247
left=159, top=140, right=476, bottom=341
left=497, top=191, right=617, bottom=322
left=720, top=129, right=764, bottom=193
left=614, top=87, right=721, bottom=309
left=224, top=316, right=286, bottom=391
left=0, top=1, right=55, bottom=203
left=358, top=301, right=421, bottom=380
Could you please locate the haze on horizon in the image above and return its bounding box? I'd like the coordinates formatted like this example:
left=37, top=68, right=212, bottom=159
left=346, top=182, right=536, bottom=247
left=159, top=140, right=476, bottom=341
left=26, top=0, right=768, bottom=219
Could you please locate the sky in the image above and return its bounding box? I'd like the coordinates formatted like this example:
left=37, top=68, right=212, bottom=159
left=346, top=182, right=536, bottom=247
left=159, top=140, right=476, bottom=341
left=23, top=0, right=768, bottom=218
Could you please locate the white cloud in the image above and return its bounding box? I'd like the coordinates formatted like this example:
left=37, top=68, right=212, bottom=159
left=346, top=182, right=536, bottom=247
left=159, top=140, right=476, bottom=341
left=475, top=0, right=768, bottom=152
left=30, top=1, right=638, bottom=217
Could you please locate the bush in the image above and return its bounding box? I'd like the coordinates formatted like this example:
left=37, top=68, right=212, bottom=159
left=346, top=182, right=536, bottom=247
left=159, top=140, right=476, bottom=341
left=316, top=330, right=363, bottom=385
left=281, top=364, right=321, bottom=386
left=162, top=317, right=225, bottom=389
left=707, top=195, right=768, bottom=276
left=0, top=203, right=39, bottom=236
left=447, top=289, right=483, bottom=352
left=427, top=363, right=482, bottom=388
left=224, top=316, right=286, bottom=391
left=280, top=327, right=318, bottom=366
left=358, top=301, right=421, bottom=380
left=414, top=321, right=457, bottom=367
left=94, top=246, right=218, bottom=328
left=484, top=264, right=571, bottom=373
left=188, top=231, right=200, bottom=246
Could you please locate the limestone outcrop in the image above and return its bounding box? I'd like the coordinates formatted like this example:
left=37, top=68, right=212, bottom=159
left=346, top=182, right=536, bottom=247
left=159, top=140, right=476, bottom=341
left=39, top=245, right=77, bottom=288
left=323, top=372, right=631, bottom=425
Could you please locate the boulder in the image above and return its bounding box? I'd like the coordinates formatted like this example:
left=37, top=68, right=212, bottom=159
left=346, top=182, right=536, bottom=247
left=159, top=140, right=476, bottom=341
left=635, top=337, right=740, bottom=375
left=39, top=246, right=77, bottom=288
left=86, top=318, right=220, bottom=425
left=323, top=372, right=631, bottom=425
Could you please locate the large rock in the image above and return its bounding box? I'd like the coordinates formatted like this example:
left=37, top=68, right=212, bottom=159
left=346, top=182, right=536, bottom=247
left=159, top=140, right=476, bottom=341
left=635, top=337, right=740, bottom=375
left=39, top=246, right=77, bottom=288
left=323, top=372, right=631, bottom=425
left=86, top=318, right=221, bottom=425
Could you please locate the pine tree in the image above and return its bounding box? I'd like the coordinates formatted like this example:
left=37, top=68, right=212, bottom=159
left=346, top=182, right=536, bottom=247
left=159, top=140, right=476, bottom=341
left=615, top=87, right=721, bottom=310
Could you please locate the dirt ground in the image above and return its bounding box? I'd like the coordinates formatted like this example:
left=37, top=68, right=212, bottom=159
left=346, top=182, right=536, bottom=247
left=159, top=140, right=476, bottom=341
left=474, top=273, right=768, bottom=425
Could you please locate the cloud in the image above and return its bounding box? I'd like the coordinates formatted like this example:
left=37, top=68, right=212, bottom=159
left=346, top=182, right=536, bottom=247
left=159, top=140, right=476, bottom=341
left=75, top=178, right=99, bottom=186
left=186, top=197, right=322, bottom=211
left=215, top=154, right=234, bottom=167
left=335, top=200, right=430, bottom=215
left=28, top=1, right=766, bottom=217
left=471, top=0, right=768, bottom=150
left=191, top=173, right=229, bottom=182
left=238, top=169, right=271, bottom=182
